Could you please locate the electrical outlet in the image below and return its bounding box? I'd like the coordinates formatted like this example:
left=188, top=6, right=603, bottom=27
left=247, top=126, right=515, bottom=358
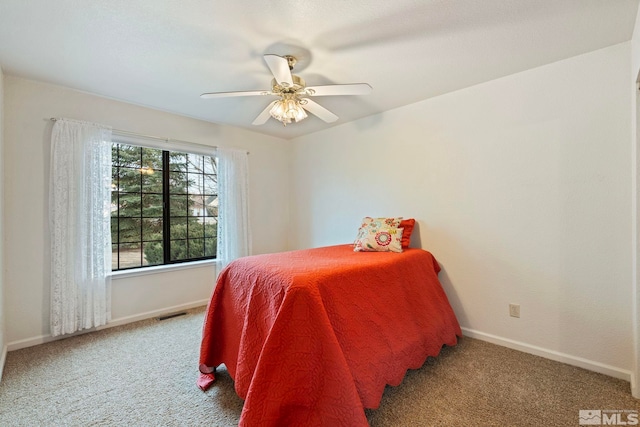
left=509, top=303, right=520, bottom=318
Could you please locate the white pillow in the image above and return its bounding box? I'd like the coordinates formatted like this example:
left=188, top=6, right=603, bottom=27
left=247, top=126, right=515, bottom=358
left=354, top=226, right=404, bottom=253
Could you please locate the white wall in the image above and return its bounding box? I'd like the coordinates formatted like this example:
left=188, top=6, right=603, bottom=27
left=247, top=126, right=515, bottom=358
left=290, top=42, right=634, bottom=379
left=0, top=66, right=6, bottom=377
left=629, top=3, right=640, bottom=398
left=3, top=76, right=291, bottom=347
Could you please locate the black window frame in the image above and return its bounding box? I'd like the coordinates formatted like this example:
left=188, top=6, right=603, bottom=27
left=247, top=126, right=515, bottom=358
left=111, top=142, right=218, bottom=271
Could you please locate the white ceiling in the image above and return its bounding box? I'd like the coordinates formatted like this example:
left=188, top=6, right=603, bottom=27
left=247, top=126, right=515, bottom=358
left=0, top=0, right=638, bottom=140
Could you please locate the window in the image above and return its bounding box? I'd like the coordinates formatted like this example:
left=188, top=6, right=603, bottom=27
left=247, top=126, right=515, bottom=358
left=111, top=143, right=217, bottom=271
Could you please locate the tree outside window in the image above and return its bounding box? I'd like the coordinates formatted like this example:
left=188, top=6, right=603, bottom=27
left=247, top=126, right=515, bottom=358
left=111, top=143, right=217, bottom=271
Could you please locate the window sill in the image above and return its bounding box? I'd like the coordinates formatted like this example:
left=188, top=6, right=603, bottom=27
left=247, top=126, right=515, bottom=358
left=111, top=259, right=216, bottom=280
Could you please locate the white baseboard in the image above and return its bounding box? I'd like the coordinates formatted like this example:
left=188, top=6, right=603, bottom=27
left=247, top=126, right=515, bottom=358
left=0, top=344, right=7, bottom=382
left=6, top=299, right=209, bottom=352
left=462, top=327, right=632, bottom=383
left=107, top=299, right=209, bottom=328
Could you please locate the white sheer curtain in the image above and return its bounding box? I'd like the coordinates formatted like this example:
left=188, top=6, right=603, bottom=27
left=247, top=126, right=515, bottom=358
left=50, top=119, right=113, bottom=337
left=216, top=147, right=251, bottom=272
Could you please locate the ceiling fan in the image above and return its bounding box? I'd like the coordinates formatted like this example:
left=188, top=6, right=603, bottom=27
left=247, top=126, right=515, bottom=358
left=200, top=54, right=372, bottom=126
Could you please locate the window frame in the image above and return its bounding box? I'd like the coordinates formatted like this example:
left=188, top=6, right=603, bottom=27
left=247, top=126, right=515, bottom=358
left=110, top=139, right=218, bottom=272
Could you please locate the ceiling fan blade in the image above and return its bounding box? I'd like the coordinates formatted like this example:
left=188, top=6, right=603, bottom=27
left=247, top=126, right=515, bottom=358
left=264, top=54, right=294, bottom=87
left=201, top=90, right=272, bottom=99
left=300, top=98, right=339, bottom=123
left=252, top=101, right=277, bottom=125
left=304, top=83, right=372, bottom=96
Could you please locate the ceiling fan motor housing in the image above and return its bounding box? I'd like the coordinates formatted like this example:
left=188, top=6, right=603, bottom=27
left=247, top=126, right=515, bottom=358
left=271, top=75, right=306, bottom=94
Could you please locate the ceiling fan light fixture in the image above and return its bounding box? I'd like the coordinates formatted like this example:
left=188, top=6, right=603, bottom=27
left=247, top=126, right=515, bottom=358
left=269, top=96, right=307, bottom=126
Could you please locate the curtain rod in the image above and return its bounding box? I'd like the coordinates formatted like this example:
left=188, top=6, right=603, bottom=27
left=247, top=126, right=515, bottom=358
left=48, top=118, right=249, bottom=154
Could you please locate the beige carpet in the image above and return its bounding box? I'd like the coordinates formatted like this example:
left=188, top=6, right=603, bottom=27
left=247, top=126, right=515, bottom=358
left=0, top=306, right=637, bottom=426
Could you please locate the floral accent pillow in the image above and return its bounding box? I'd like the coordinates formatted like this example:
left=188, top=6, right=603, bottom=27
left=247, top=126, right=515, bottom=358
left=354, top=226, right=404, bottom=253
left=354, top=217, right=403, bottom=243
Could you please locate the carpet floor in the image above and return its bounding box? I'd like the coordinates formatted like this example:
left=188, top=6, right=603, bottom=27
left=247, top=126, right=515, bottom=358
left=0, top=306, right=637, bottom=426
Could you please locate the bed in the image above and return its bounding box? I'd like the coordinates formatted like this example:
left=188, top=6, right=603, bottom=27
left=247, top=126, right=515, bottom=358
left=198, top=244, right=461, bottom=427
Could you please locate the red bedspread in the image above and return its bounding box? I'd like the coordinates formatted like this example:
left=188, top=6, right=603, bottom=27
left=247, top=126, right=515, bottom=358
left=198, top=244, right=461, bottom=426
